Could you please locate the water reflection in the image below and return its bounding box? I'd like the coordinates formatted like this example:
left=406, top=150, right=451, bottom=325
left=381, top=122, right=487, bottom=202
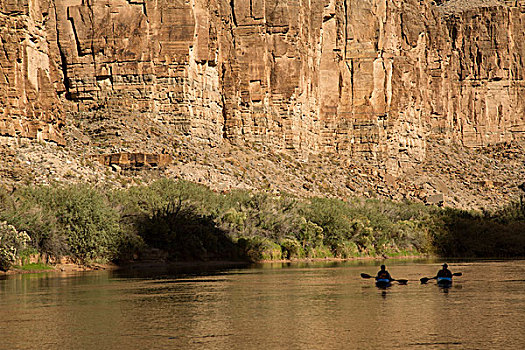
left=1, top=260, right=524, bottom=349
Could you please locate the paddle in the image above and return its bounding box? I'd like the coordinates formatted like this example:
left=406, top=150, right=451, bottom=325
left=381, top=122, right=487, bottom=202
left=360, top=273, right=408, bottom=285
left=420, top=272, right=462, bottom=284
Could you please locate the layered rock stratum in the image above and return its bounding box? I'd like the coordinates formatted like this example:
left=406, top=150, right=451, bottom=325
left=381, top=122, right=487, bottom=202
left=1, top=0, right=524, bottom=209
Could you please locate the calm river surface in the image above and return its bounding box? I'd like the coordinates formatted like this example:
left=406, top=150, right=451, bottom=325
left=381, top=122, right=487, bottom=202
left=1, top=259, right=525, bottom=349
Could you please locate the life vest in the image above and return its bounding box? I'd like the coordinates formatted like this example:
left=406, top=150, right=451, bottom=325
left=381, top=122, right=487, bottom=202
left=377, top=271, right=390, bottom=279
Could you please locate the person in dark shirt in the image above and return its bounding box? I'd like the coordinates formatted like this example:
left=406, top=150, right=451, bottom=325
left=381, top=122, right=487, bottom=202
left=376, top=264, right=393, bottom=280
left=436, top=263, right=453, bottom=278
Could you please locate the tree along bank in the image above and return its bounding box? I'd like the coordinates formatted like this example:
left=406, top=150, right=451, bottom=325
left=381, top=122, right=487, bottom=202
left=1, top=180, right=524, bottom=272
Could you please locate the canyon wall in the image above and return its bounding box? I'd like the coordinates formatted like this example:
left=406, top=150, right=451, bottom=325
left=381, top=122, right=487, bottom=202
left=0, top=0, right=64, bottom=144
left=1, top=0, right=524, bottom=175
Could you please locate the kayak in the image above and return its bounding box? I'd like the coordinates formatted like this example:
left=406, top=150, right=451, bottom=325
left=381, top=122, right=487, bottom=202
left=437, top=277, right=452, bottom=287
left=375, top=278, right=392, bottom=288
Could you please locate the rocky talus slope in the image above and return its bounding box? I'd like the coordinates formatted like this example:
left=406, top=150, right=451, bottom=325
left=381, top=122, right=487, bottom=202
left=1, top=0, right=524, bottom=209
left=2, top=133, right=523, bottom=211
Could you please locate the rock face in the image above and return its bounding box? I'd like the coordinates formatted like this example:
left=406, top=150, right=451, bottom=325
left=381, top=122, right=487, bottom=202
left=0, top=0, right=64, bottom=144
left=1, top=0, right=525, bottom=177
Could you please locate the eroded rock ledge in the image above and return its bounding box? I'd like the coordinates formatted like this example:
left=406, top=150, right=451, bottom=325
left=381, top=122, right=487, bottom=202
left=92, top=152, right=173, bottom=168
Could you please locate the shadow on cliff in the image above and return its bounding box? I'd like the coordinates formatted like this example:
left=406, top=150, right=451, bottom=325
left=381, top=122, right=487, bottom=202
left=135, top=200, right=243, bottom=262
left=433, top=199, right=525, bottom=258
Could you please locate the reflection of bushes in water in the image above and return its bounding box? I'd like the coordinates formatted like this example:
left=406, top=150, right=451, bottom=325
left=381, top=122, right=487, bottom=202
left=433, top=200, right=525, bottom=258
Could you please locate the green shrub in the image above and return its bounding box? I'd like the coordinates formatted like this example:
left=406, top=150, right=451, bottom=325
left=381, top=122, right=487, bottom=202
left=306, top=245, right=333, bottom=259
left=1, top=185, right=121, bottom=262
left=302, top=198, right=358, bottom=255
left=52, top=185, right=121, bottom=261
left=219, top=192, right=303, bottom=241
left=298, top=218, right=324, bottom=249
left=237, top=236, right=282, bottom=261
left=114, top=229, right=146, bottom=262
left=221, top=208, right=247, bottom=230
left=330, top=240, right=361, bottom=258
left=280, top=238, right=304, bottom=259
left=0, top=190, right=66, bottom=257
left=0, top=221, right=30, bottom=271
left=136, top=199, right=239, bottom=261
left=431, top=207, right=525, bottom=257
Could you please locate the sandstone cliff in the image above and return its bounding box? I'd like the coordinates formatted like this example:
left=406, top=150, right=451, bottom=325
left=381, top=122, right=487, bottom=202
left=1, top=0, right=524, bottom=208
left=0, top=0, right=63, bottom=143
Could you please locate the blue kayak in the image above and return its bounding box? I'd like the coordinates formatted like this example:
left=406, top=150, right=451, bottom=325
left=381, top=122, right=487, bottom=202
left=375, top=278, right=392, bottom=288
left=437, top=277, right=452, bottom=287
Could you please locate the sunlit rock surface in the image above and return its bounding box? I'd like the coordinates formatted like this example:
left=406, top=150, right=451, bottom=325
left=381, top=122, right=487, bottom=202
left=1, top=0, right=524, bottom=207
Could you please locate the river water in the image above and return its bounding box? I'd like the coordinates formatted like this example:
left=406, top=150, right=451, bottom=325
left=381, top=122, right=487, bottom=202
left=1, top=259, right=524, bottom=349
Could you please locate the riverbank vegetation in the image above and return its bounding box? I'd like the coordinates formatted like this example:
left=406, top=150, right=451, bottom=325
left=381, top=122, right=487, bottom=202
left=1, top=180, right=524, bottom=271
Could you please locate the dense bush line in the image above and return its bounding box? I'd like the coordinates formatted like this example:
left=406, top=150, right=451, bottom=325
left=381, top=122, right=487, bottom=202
left=432, top=202, right=525, bottom=257
left=0, top=180, right=524, bottom=269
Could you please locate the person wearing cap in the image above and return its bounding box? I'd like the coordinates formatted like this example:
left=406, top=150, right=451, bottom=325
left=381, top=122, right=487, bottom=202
left=436, top=263, right=453, bottom=278
left=375, top=264, right=393, bottom=280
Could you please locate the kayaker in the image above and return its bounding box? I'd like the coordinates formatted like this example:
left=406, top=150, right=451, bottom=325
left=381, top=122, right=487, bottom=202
left=436, top=263, right=453, bottom=278
left=375, top=265, right=393, bottom=281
